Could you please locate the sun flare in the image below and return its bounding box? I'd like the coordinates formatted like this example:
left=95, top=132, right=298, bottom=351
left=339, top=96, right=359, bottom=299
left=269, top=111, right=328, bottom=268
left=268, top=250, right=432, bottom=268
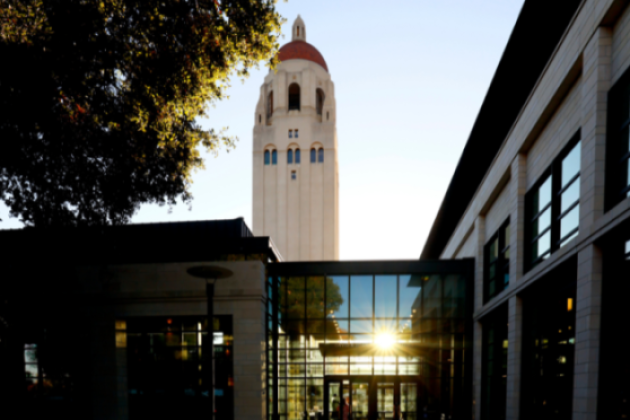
left=375, top=332, right=396, bottom=350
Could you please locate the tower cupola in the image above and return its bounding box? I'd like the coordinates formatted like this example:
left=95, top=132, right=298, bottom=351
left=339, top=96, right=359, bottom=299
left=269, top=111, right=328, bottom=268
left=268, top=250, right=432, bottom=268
left=292, top=15, right=306, bottom=41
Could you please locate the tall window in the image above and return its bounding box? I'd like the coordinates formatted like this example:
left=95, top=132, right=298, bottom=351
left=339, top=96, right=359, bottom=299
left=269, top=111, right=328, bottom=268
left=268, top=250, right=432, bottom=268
left=318, top=148, right=324, bottom=163
left=484, top=219, right=510, bottom=303
left=264, top=150, right=270, bottom=166
left=295, top=129, right=299, bottom=138
left=267, top=91, right=273, bottom=119
left=287, top=149, right=293, bottom=164
left=289, top=130, right=293, bottom=139
left=295, top=148, right=301, bottom=164
left=481, top=305, right=508, bottom=420
left=606, top=66, right=630, bottom=208
left=316, top=89, right=325, bottom=115
left=289, top=84, right=300, bottom=111
left=310, top=148, right=316, bottom=163
left=526, top=132, right=581, bottom=270
left=272, top=149, right=278, bottom=165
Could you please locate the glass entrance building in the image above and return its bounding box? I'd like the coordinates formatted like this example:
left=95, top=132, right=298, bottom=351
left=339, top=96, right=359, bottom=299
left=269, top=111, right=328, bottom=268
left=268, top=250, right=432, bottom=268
left=266, top=260, right=474, bottom=420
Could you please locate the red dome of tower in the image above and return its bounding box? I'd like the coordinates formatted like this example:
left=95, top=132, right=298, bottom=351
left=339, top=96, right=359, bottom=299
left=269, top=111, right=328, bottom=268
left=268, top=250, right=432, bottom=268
left=278, top=41, right=328, bottom=72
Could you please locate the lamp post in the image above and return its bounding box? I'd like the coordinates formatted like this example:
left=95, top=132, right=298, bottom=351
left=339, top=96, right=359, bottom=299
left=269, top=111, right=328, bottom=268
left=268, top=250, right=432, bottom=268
left=187, top=265, right=233, bottom=420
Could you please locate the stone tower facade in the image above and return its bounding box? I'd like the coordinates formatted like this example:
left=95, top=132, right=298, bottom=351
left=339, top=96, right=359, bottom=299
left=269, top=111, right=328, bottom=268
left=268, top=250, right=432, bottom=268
left=252, top=16, right=339, bottom=261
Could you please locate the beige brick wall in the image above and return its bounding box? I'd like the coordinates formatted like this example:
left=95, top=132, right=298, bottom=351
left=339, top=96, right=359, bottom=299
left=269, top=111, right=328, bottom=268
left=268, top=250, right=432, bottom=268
left=612, top=3, right=630, bottom=84
left=526, top=77, right=582, bottom=189
left=75, top=260, right=268, bottom=420
left=484, top=184, right=510, bottom=239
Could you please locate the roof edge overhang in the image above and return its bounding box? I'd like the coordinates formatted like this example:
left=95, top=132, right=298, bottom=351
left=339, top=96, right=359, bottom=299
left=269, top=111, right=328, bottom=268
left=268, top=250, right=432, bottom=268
left=420, top=0, right=584, bottom=260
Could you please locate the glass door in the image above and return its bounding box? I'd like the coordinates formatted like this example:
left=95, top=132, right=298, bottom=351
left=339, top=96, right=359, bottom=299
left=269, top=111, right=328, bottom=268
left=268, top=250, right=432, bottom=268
left=351, top=381, right=370, bottom=420
left=326, top=381, right=343, bottom=420
left=376, top=382, right=394, bottom=420
left=399, top=382, right=417, bottom=420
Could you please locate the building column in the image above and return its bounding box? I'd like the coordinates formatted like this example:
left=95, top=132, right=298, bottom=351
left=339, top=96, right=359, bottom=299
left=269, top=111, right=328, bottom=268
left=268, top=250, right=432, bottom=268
left=505, top=153, right=526, bottom=420
left=569, top=25, right=611, bottom=420
left=580, top=26, right=611, bottom=230
left=572, top=244, right=603, bottom=420
left=472, top=216, right=485, bottom=420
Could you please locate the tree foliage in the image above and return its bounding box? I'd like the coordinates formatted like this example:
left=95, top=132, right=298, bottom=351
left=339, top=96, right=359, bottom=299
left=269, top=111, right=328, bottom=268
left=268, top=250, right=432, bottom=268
left=280, top=276, right=344, bottom=335
left=0, top=0, right=281, bottom=226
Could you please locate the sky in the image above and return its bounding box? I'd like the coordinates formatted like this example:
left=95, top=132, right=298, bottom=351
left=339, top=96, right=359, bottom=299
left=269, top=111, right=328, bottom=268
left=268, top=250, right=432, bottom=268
left=0, top=0, right=526, bottom=260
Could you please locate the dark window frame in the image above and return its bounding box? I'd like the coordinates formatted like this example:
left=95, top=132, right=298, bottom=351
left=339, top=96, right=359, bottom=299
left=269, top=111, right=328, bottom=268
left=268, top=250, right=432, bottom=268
left=264, top=150, right=270, bottom=166
left=310, top=148, right=316, bottom=163
left=295, top=148, right=301, bottom=164
left=287, top=149, right=293, bottom=165
left=484, top=218, right=510, bottom=303
left=272, top=149, right=277, bottom=165
left=318, top=148, right=324, bottom=163
left=525, top=131, right=581, bottom=272
left=605, top=65, right=630, bottom=209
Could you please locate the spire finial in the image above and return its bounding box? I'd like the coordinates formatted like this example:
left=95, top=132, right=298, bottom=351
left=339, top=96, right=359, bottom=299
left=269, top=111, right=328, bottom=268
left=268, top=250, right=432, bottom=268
left=292, top=15, right=306, bottom=42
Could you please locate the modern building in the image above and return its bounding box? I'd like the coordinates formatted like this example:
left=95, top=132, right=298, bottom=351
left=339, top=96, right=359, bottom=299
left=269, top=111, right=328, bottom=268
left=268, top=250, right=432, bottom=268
left=4, top=1, right=630, bottom=420
left=420, top=0, right=630, bottom=419
left=252, top=16, right=340, bottom=262
left=0, top=219, right=474, bottom=420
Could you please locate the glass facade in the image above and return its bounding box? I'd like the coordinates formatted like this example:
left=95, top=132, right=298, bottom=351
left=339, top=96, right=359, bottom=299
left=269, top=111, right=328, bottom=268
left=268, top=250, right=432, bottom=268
left=481, top=304, right=508, bottom=420
left=598, top=233, right=630, bottom=419
left=606, top=63, right=630, bottom=207
left=122, top=316, right=234, bottom=420
left=520, top=261, right=576, bottom=420
left=268, top=261, right=474, bottom=420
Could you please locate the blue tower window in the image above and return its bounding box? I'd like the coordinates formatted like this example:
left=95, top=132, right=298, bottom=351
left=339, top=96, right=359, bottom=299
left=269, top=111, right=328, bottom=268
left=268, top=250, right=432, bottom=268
left=264, top=150, right=270, bottom=165
left=310, top=148, right=316, bottom=163
left=289, top=130, right=293, bottom=139
left=318, top=148, right=324, bottom=163
left=295, top=129, right=299, bottom=138
left=295, top=148, right=301, bottom=164
left=287, top=149, right=293, bottom=164
left=272, top=150, right=278, bottom=165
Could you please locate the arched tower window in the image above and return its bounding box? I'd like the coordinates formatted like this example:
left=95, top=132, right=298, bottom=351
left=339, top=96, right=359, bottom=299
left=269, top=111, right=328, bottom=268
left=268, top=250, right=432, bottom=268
left=287, top=149, right=293, bottom=164
left=318, top=148, right=324, bottom=163
left=295, top=148, right=301, bottom=164
left=316, top=89, right=325, bottom=115
left=289, top=130, right=293, bottom=139
left=258, top=114, right=261, bottom=123
left=267, top=91, right=273, bottom=119
left=264, top=150, right=270, bottom=165
left=289, top=84, right=300, bottom=111
left=310, top=148, right=316, bottom=163
left=272, top=149, right=278, bottom=165
left=297, top=26, right=300, bottom=37
left=295, top=129, right=299, bottom=138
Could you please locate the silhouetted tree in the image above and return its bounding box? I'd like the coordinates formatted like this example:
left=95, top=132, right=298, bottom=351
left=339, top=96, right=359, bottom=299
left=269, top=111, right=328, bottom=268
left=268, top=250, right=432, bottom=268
left=0, top=0, right=281, bottom=226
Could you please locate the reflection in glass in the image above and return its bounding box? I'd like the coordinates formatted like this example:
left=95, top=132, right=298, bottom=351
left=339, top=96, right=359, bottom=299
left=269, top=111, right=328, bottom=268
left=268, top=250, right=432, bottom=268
left=561, top=181, right=579, bottom=213
left=375, top=275, right=397, bottom=318
left=273, top=271, right=470, bottom=420
left=532, top=208, right=551, bottom=237
left=534, top=177, right=552, bottom=212
left=561, top=142, right=581, bottom=186
left=399, top=275, right=421, bottom=321
left=350, top=275, right=373, bottom=318
left=351, top=382, right=369, bottom=420
left=532, top=231, right=551, bottom=262
left=377, top=382, right=394, bottom=420
left=560, top=205, right=579, bottom=240
left=400, top=383, right=417, bottom=420
left=327, top=276, right=348, bottom=319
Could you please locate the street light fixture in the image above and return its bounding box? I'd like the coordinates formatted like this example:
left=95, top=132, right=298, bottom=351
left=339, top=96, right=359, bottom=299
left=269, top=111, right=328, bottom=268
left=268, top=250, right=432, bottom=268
left=187, top=265, right=233, bottom=420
